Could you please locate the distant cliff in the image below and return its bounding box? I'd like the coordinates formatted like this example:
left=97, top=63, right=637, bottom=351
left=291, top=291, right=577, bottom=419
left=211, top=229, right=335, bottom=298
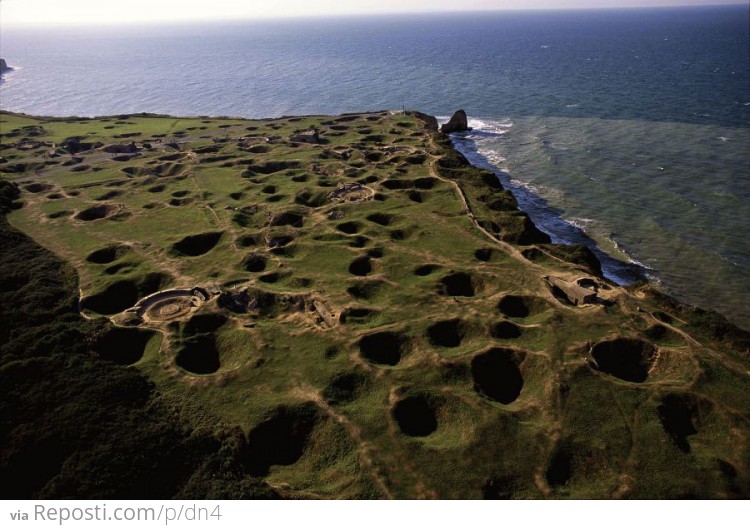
left=0, top=59, right=10, bottom=75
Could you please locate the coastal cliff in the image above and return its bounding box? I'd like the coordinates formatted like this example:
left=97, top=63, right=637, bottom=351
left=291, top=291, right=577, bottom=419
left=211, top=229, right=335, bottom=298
left=0, top=109, right=747, bottom=499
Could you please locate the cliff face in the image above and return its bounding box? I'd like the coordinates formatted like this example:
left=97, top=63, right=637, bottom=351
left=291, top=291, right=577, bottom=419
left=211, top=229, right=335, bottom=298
left=2, top=110, right=748, bottom=499
left=406, top=110, right=438, bottom=132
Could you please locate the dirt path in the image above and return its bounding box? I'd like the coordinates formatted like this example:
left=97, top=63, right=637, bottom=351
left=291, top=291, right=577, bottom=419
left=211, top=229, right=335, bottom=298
left=425, top=136, right=565, bottom=276
left=292, top=385, right=395, bottom=499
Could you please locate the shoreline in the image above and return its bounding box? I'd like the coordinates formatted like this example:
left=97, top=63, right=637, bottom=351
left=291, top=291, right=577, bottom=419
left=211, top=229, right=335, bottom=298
left=447, top=132, right=648, bottom=285
left=1, top=108, right=749, bottom=499
left=1, top=107, right=747, bottom=335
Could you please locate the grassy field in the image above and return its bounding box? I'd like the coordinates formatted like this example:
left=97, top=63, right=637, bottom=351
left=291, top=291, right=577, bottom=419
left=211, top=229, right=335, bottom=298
left=1, top=109, right=748, bottom=498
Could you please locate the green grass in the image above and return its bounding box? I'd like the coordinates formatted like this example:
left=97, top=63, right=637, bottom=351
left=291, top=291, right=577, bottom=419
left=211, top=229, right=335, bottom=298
left=2, top=109, right=749, bottom=498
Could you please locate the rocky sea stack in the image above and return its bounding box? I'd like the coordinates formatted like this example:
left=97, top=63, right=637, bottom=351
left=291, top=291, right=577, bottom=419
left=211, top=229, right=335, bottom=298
left=0, top=59, right=10, bottom=75
left=440, top=109, right=470, bottom=134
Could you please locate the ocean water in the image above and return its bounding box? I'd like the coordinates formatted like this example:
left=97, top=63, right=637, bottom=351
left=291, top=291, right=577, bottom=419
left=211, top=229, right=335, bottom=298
left=1, top=6, right=749, bottom=328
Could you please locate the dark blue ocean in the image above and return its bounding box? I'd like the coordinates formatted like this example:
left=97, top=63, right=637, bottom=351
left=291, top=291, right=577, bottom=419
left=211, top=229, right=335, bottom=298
left=1, top=5, right=749, bottom=327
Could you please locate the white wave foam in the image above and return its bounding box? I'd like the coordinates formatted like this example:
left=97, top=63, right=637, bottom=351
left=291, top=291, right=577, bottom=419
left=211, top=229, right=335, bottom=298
left=608, top=234, right=654, bottom=271
left=483, top=151, right=507, bottom=164
left=467, top=117, right=513, bottom=135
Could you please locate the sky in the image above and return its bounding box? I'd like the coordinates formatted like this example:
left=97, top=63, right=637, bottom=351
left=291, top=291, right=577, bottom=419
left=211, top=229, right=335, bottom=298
left=1, top=0, right=747, bottom=27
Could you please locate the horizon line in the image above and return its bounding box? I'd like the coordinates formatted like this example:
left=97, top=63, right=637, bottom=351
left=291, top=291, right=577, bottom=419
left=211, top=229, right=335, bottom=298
left=2, top=2, right=748, bottom=30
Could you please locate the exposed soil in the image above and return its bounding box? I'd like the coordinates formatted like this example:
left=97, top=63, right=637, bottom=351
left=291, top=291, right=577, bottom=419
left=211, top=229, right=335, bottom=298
left=427, top=319, right=465, bottom=348
left=75, top=204, right=115, bottom=222
left=590, top=338, right=656, bottom=383
left=657, top=394, right=699, bottom=453
left=349, top=256, right=373, bottom=276
left=359, top=331, right=405, bottom=366
left=471, top=348, right=525, bottom=404
left=94, top=327, right=155, bottom=365
left=86, top=244, right=131, bottom=264
left=490, top=321, right=522, bottom=339
left=243, top=404, right=320, bottom=476
left=392, top=394, right=438, bottom=437
left=171, top=231, right=223, bottom=257
left=497, top=295, right=550, bottom=318
left=440, top=272, right=475, bottom=297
